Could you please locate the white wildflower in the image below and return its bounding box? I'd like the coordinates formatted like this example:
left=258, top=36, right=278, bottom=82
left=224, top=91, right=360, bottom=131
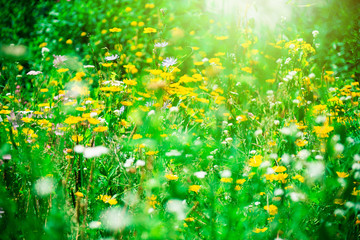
left=165, top=149, right=182, bottom=157
left=74, top=145, right=85, bottom=153
left=83, top=146, right=109, bottom=158
left=135, top=160, right=145, bottom=167
left=220, top=170, right=231, bottom=178
left=154, top=41, right=168, bottom=48
left=105, top=54, right=119, bottom=61
left=27, top=70, right=42, bottom=76
left=162, top=57, right=177, bottom=68
left=194, top=171, right=207, bottom=179
left=35, top=177, right=54, bottom=196
left=101, top=207, right=131, bottom=231
left=166, top=199, right=187, bottom=220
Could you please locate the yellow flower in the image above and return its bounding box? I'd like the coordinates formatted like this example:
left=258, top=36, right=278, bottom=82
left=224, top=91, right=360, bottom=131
left=39, top=42, right=47, bottom=48
left=249, top=155, right=263, bottom=167
left=145, top=3, right=155, bottom=8
left=272, top=166, right=287, bottom=173
left=101, top=63, right=113, bottom=67
left=40, top=88, right=48, bottom=93
left=107, top=199, right=118, bottom=205
left=21, top=117, right=33, bottom=123
left=0, top=109, right=11, bottom=114
left=109, top=27, right=122, bottom=32
left=75, top=107, right=86, bottom=111
left=121, top=101, right=133, bottom=106
left=145, top=151, right=158, bottom=156
left=72, top=135, right=84, bottom=142
left=292, top=174, right=305, bottom=183
left=189, top=185, right=201, bottom=193
left=93, top=126, right=108, bottom=132
left=165, top=174, right=179, bottom=181
left=184, top=217, right=195, bottom=222
left=241, top=67, right=252, bottom=73
left=313, top=125, right=334, bottom=138
left=132, top=134, right=142, bottom=140
left=220, top=178, right=233, bottom=183
left=295, top=139, right=308, bottom=147
left=123, top=79, right=137, bottom=86
left=253, top=227, right=268, bottom=233
left=64, top=116, right=84, bottom=125
left=57, top=68, right=69, bottom=73
left=148, top=195, right=158, bottom=208
left=336, top=172, right=349, bottom=178
left=75, top=192, right=84, bottom=198
left=66, top=39, right=73, bottom=45
left=215, top=36, right=229, bottom=40
left=144, top=27, right=157, bottom=34
left=87, top=118, right=100, bottom=125
left=125, top=7, right=132, bottom=12
left=236, top=179, right=246, bottom=184
left=98, top=195, right=117, bottom=205
left=264, top=205, right=278, bottom=215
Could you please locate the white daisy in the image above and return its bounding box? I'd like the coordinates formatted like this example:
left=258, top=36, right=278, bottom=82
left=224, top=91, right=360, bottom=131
left=105, top=54, right=119, bottom=61
left=27, top=70, right=42, bottom=75
left=162, top=57, right=177, bottom=68
left=154, top=41, right=168, bottom=48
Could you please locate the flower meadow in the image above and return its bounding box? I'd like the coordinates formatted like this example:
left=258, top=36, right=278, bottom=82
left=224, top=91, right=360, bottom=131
left=1, top=0, right=360, bottom=239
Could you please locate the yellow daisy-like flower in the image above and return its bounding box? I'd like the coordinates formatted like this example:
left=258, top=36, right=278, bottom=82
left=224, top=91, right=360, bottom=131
left=87, top=118, right=100, bottom=125
left=295, top=139, right=308, bottom=147
left=264, top=205, right=278, bottom=215
left=74, top=192, right=84, bottom=198
left=215, top=36, right=229, bottom=40
left=336, top=172, right=349, bottom=178
left=236, top=179, right=246, bottom=184
left=220, top=178, right=233, bottom=183
left=107, top=199, right=118, bottom=205
left=249, top=155, right=263, bottom=167
left=272, top=166, right=287, bottom=173
left=21, top=117, right=34, bottom=123
left=253, top=227, right=268, bottom=233
left=165, top=174, right=178, bottom=181
left=101, top=63, right=113, bottom=67
left=121, top=101, right=133, bottom=106
left=292, top=174, right=305, bottom=183
left=109, top=27, right=122, bottom=32
left=93, top=126, right=108, bottom=132
left=145, top=151, right=158, bottom=156
left=189, top=185, right=201, bottom=193
left=71, top=135, right=84, bottom=142
left=143, top=27, right=157, bottom=34
left=57, top=68, right=69, bottom=73
left=132, top=134, right=143, bottom=140
left=0, top=109, right=11, bottom=114
left=123, top=79, right=137, bottom=86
